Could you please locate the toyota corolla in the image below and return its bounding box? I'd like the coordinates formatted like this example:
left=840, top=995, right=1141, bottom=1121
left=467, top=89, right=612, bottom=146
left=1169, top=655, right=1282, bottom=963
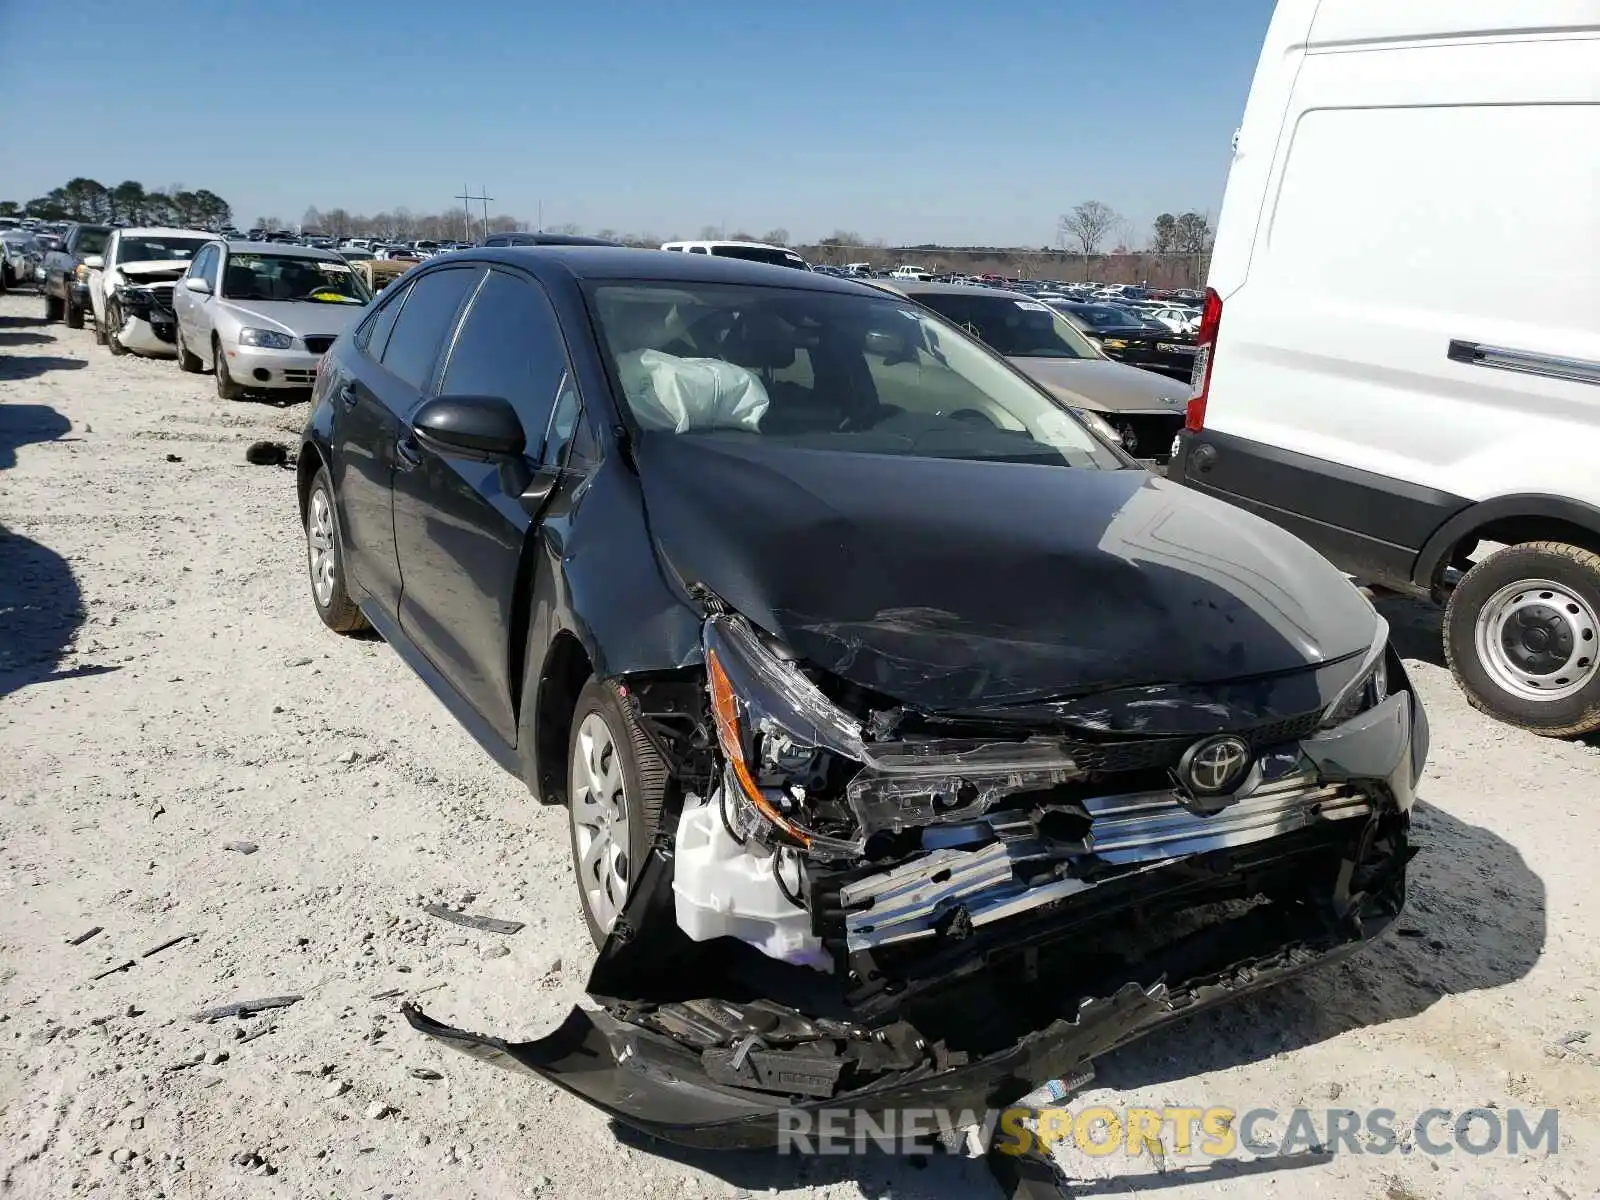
left=296, top=246, right=1428, bottom=1148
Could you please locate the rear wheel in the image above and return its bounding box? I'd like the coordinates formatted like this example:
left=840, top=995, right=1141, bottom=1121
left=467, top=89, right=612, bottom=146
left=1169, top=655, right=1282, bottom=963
left=175, top=325, right=203, bottom=373
left=64, top=293, right=84, bottom=329
left=304, top=465, right=368, bottom=634
left=566, top=679, right=668, bottom=945
left=1444, top=541, right=1600, bottom=736
left=215, top=338, right=246, bottom=400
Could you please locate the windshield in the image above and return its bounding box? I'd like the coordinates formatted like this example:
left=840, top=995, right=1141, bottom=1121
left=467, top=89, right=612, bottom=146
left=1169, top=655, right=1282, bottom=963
left=588, top=281, right=1120, bottom=469
left=220, top=253, right=371, bottom=303
left=1056, top=303, right=1143, bottom=329
left=76, top=228, right=110, bottom=255
left=116, top=236, right=211, bottom=264
left=911, top=293, right=1103, bottom=361
left=709, top=245, right=809, bottom=270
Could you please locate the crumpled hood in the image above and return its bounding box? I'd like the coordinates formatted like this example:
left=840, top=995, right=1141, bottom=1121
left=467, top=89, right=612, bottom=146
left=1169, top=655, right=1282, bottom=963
left=1013, top=357, right=1189, bottom=414
left=637, top=434, right=1377, bottom=711
left=117, top=260, right=190, bottom=282
left=219, top=299, right=367, bottom=339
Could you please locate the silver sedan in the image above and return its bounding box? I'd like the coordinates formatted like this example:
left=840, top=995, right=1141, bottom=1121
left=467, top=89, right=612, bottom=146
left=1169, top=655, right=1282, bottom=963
left=171, top=240, right=371, bottom=399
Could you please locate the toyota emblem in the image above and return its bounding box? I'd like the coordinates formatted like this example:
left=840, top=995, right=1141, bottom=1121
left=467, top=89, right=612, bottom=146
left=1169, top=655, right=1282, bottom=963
left=1179, top=735, right=1252, bottom=796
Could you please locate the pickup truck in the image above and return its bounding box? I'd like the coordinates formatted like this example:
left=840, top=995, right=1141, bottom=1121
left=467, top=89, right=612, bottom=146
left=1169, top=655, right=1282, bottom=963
left=41, top=223, right=111, bottom=328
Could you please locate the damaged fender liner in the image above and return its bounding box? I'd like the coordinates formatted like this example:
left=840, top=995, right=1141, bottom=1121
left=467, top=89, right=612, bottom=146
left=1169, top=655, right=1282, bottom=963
left=404, top=829, right=1404, bottom=1150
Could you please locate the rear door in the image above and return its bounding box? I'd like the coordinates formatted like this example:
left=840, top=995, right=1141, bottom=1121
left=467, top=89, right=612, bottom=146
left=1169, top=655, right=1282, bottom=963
left=390, top=268, right=575, bottom=743
left=333, top=266, right=479, bottom=619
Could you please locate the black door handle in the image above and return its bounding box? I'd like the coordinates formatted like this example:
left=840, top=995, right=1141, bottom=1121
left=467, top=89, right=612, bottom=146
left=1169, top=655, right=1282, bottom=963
left=395, top=434, right=423, bottom=470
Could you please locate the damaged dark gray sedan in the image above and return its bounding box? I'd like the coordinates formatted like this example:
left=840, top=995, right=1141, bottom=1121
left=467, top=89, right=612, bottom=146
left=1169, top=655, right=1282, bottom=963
left=298, top=247, right=1428, bottom=1149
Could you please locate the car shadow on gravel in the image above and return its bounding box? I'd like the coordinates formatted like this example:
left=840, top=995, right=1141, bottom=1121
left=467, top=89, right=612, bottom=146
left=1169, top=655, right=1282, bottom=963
left=0, top=404, right=111, bottom=698
left=0, top=330, right=53, bottom=348
left=0, top=314, right=51, bottom=329
left=611, top=797, right=1543, bottom=1200
left=0, top=355, right=87, bottom=383
left=0, top=523, right=108, bottom=699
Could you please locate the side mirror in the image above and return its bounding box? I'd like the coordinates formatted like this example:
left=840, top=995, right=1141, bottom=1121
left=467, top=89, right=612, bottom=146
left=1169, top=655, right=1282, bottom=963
left=82, top=254, right=104, bottom=269
left=184, top=276, right=212, bottom=294
left=411, top=394, right=525, bottom=462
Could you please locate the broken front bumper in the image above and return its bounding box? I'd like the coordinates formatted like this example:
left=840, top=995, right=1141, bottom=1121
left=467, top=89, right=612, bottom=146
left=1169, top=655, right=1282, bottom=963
left=406, top=687, right=1424, bottom=1149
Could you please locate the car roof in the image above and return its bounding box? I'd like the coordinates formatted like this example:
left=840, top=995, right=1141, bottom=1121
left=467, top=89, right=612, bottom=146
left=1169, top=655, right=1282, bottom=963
left=486, top=232, right=620, bottom=246
left=873, top=280, right=1040, bottom=300
left=117, top=226, right=214, bottom=239
left=425, top=245, right=875, bottom=294
left=222, top=239, right=346, bottom=260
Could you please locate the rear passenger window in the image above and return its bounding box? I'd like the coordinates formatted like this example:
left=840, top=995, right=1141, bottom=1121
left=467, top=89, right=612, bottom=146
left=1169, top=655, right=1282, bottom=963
left=358, top=280, right=410, bottom=359
left=440, top=270, right=570, bottom=444
left=380, top=267, right=479, bottom=390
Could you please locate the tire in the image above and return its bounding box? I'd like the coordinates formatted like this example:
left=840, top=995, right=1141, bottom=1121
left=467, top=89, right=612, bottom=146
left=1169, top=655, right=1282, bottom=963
left=64, top=294, right=84, bottom=329
left=104, top=301, right=126, bottom=356
left=175, top=325, right=203, bottom=373
left=566, top=678, right=668, bottom=946
left=303, top=465, right=369, bottom=635
left=215, top=339, right=246, bottom=400
left=44, top=290, right=63, bottom=321
left=1444, top=540, right=1600, bottom=737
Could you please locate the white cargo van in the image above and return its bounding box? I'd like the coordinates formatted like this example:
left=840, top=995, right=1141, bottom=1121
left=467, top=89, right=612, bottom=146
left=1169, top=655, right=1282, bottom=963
left=1171, top=0, right=1600, bottom=736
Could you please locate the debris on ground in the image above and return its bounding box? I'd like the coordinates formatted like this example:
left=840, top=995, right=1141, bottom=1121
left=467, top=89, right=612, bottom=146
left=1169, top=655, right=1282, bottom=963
left=194, top=995, right=304, bottom=1022
left=421, top=903, right=525, bottom=935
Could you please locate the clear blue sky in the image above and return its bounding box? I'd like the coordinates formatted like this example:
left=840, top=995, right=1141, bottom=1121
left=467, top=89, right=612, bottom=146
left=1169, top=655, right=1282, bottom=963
left=0, top=0, right=1275, bottom=246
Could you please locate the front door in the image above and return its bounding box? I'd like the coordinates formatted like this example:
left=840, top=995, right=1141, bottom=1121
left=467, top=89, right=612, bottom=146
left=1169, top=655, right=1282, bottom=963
left=333, top=266, right=480, bottom=620
left=390, top=268, right=573, bottom=744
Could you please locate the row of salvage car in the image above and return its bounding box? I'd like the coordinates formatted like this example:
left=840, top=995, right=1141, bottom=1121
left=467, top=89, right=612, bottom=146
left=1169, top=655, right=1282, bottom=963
left=35, top=223, right=372, bottom=399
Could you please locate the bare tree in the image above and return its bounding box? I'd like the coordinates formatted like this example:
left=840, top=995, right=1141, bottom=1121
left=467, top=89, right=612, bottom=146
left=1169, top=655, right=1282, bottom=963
left=1057, top=201, right=1120, bottom=257
left=1150, top=213, right=1178, bottom=254
left=761, top=227, right=790, bottom=246
left=698, top=224, right=722, bottom=240
left=1172, top=211, right=1214, bottom=255
left=551, top=222, right=583, bottom=236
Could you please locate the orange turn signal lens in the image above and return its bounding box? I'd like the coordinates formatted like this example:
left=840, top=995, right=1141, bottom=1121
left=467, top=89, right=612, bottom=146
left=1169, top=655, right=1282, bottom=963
left=706, top=648, right=812, bottom=848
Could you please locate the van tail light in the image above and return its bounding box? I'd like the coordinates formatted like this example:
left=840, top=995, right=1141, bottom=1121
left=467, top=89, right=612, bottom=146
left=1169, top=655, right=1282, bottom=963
left=1186, top=286, right=1222, bottom=431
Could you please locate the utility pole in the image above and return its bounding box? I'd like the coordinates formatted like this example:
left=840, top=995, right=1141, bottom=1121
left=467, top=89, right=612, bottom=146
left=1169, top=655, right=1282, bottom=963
left=455, top=185, right=492, bottom=243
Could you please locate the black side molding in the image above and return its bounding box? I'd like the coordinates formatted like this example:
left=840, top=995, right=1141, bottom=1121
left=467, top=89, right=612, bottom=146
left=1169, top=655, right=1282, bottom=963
left=1447, top=340, right=1600, bottom=388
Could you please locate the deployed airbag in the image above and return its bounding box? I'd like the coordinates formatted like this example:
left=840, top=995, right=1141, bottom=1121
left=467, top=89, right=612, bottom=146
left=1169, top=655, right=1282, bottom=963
left=617, top=349, right=770, bottom=434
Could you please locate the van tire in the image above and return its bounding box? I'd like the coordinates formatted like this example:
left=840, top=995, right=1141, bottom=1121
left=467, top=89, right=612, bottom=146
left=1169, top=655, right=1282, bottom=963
left=64, top=295, right=84, bottom=329
left=45, top=291, right=63, bottom=321
left=1444, top=541, right=1600, bottom=737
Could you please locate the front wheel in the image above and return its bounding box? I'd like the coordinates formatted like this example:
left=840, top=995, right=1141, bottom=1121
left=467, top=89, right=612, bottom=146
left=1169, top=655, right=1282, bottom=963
left=1444, top=541, right=1600, bottom=736
left=566, top=679, right=667, bottom=946
left=104, top=301, right=126, bottom=355
left=215, top=339, right=246, bottom=400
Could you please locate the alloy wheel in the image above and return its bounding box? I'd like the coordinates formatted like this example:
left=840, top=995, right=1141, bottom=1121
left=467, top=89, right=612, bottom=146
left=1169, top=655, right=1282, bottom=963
left=306, top=488, right=338, bottom=608
left=569, top=712, right=632, bottom=935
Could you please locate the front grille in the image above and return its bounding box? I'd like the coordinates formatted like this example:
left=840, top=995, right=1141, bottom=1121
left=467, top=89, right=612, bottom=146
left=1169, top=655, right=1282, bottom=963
left=1064, top=709, right=1324, bottom=776
left=283, top=369, right=317, bottom=385
left=302, top=335, right=335, bottom=355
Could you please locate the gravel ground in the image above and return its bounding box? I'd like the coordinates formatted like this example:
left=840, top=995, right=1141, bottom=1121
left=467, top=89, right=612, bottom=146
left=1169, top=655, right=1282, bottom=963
left=2, top=288, right=1598, bottom=1199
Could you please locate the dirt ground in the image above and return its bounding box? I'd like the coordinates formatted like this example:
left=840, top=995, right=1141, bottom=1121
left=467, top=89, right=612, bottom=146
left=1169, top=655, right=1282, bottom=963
left=2, top=288, right=1598, bottom=1199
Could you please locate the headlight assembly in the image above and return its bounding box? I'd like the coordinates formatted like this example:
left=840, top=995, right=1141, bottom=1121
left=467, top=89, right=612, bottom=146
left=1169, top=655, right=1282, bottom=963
left=704, top=615, right=868, bottom=859
left=238, top=328, right=294, bottom=350
left=1321, top=617, right=1391, bottom=728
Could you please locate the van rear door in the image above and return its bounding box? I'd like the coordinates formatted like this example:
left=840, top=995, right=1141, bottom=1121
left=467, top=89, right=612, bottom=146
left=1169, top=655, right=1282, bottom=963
left=1187, top=0, right=1600, bottom=583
